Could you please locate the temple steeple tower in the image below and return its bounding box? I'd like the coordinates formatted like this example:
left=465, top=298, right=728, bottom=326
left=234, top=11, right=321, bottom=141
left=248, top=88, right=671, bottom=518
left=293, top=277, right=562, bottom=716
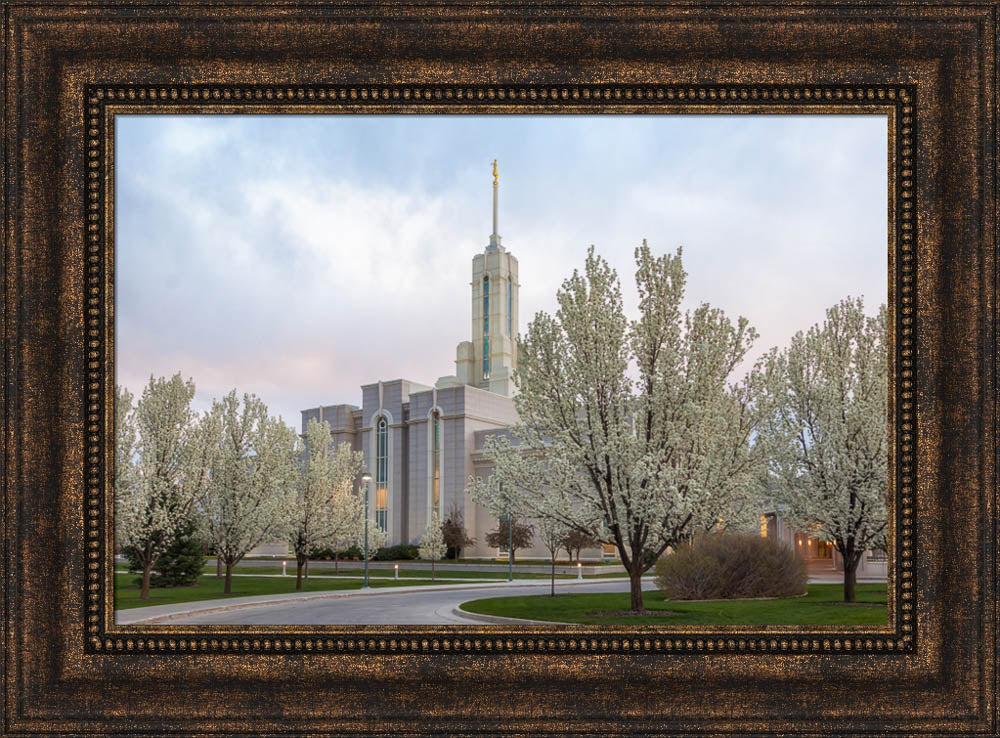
left=454, top=161, right=519, bottom=397
left=488, top=159, right=501, bottom=251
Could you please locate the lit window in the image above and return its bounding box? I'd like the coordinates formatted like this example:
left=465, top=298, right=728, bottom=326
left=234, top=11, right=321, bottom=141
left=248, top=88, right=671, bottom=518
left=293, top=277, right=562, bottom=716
left=375, top=416, right=388, bottom=532
left=432, top=411, right=441, bottom=509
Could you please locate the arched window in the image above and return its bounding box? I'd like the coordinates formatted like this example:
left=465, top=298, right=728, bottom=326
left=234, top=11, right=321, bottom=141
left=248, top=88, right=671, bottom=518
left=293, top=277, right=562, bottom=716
left=375, top=416, right=388, bottom=532
left=483, top=275, right=490, bottom=379
left=431, top=410, right=441, bottom=511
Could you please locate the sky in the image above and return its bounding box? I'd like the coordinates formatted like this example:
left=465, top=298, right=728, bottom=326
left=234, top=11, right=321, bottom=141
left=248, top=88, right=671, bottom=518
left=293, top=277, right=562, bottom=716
left=115, top=114, right=888, bottom=429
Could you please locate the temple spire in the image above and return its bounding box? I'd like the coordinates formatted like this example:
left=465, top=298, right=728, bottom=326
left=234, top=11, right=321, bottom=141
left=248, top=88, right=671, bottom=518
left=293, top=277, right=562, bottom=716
left=488, top=159, right=502, bottom=251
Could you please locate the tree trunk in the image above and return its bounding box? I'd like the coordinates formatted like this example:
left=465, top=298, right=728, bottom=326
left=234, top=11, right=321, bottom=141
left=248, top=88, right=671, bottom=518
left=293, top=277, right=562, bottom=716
left=334, top=551, right=339, bottom=573
left=224, top=561, right=233, bottom=594
left=431, top=559, right=435, bottom=581
left=629, top=567, right=644, bottom=611
left=296, top=554, right=305, bottom=591
left=843, top=536, right=857, bottom=603
left=550, top=557, right=556, bottom=596
left=140, top=561, right=152, bottom=601
left=304, top=559, right=309, bottom=579
left=216, top=557, right=222, bottom=578
left=844, top=558, right=858, bottom=603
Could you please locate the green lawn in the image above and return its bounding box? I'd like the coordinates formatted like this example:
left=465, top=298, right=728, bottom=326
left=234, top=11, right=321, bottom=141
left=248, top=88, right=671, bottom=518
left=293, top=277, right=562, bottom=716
left=199, top=564, right=601, bottom=580
left=114, top=572, right=489, bottom=610
left=456, top=558, right=617, bottom=566
left=459, top=583, right=888, bottom=626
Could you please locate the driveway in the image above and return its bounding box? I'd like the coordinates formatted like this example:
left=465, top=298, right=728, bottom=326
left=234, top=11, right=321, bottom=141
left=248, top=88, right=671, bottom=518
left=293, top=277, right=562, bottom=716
left=127, top=578, right=656, bottom=626
left=118, top=572, right=885, bottom=627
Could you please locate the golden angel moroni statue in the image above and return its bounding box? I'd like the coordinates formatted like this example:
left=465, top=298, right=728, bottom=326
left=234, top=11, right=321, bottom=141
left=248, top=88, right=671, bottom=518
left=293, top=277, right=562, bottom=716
left=492, top=159, right=498, bottom=185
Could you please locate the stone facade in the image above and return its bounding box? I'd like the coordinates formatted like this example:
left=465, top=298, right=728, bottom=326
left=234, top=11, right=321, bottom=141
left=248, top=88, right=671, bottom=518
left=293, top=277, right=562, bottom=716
left=298, top=167, right=531, bottom=556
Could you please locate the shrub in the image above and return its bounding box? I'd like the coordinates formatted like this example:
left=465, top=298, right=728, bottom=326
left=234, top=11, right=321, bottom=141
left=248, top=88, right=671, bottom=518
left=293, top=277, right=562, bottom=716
left=309, top=545, right=361, bottom=560
left=373, top=544, right=418, bottom=561
left=309, top=544, right=418, bottom=562
left=654, top=533, right=807, bottom=600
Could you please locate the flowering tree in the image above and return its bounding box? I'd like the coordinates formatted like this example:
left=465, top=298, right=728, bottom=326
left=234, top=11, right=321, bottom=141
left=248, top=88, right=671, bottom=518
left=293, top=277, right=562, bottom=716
left=760, top=297, right=888, bottom=602
left=418, top=510, right=447, bottom=581
left=290, top=418, right=364, bottom=589
left=321, top=447, right=366, bottom=574
left=536, top=515, right=571, bottom=596
left=115, top=385, right=138, bottom=519
left=358, top=512, right=389, bottom=564
left=114, top=374, right=219, bottom=600
left=199, top=391, right=299, bottom=594
left=469, top=243, right=769, bottom=611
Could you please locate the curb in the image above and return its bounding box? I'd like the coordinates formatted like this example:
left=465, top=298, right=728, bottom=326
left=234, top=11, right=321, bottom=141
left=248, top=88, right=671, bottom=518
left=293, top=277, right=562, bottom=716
left=448, top=606, right=570, bottom=626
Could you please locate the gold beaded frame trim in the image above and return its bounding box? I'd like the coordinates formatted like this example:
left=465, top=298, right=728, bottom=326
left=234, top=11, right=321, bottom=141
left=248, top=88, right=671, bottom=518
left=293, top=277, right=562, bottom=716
left=86, top=83, right=915, bottom=656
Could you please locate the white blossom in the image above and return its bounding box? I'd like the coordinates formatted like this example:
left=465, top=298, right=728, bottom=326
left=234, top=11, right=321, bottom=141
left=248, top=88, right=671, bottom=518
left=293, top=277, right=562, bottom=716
left=418, top=510, right=447, bottom=580
left=114, top=374, right=219, bottom=599
left=289, top=418, right=365, bottom=587
left=535, top=513, right=572, bottom=596
left=358, top=513, right=388, bottom=560
left=198, top=390, right=299, bottom=593
left=469, top=242, right=769, bottom=610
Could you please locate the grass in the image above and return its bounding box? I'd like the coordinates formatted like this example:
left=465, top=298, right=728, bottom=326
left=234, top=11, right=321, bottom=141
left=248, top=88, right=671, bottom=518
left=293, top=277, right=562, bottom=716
left=198, top=564, right=603, bottom=580
left=458, top=583, right=888, bottom=626
left=455, top=558, right=617, bottom=566
left=114, top=572, right=490, bottom=610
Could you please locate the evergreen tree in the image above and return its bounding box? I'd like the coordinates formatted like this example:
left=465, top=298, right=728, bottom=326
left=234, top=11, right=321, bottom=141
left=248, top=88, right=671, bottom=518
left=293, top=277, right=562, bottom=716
left=125, top=519, right=205, bottom=587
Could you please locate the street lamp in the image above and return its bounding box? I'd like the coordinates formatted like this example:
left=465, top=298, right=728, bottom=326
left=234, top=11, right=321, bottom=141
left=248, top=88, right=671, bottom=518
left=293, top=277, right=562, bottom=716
left=360, top=471, right=372, bottom=589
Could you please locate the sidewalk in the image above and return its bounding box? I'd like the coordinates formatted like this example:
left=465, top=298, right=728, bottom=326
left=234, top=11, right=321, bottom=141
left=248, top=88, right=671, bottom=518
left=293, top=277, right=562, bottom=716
left=200, top=557, right=625, bottom=577
left=118, top=571, right=499, bottom=583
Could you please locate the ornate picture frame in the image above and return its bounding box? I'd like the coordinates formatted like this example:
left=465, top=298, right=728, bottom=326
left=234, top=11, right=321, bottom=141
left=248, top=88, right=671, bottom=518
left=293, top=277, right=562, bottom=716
left=2, top=2, right=996, bottom=735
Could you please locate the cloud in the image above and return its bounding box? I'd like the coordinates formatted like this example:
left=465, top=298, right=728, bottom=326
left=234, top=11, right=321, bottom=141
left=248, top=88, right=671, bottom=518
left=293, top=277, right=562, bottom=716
left=116, top=115, right=887, bottom=428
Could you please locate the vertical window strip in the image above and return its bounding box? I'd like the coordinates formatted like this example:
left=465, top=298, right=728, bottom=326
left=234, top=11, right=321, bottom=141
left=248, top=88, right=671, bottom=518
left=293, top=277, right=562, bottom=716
left=507, top=278, right=511, bottom=336
left=483, top=276, right=490, bottom=379
left=432, top=411, right=441, bottom=510
left=376, top=417, right=388, bottom=532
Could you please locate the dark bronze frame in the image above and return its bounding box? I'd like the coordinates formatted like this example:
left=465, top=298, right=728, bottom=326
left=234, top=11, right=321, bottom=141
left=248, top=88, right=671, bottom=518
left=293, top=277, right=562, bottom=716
left=2, top=3, right=997, bottom=735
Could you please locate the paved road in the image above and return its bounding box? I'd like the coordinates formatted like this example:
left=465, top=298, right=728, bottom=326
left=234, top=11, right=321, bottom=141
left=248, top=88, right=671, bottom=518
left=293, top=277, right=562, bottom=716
left=155, top=579, right=657, bottom=626
left=123, top=573, right=885, bottom=627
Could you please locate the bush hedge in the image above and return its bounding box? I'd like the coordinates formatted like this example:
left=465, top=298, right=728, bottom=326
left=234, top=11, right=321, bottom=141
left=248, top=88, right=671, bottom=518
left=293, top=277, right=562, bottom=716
left=373, top=544, right=419, bottom=561
left=654, top=533, right=807, bottom=600
left=309, top=544, right=418, bottom=561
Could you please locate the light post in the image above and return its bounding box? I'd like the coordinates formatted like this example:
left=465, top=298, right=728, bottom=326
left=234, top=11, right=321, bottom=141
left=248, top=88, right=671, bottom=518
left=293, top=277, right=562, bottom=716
left=360, top=471, right=372, bottom=589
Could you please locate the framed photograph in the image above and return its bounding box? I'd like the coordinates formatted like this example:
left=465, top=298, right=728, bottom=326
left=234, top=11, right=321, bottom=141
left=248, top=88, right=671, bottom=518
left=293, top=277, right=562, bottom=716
left=2, top=2, right=997, bottom=736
